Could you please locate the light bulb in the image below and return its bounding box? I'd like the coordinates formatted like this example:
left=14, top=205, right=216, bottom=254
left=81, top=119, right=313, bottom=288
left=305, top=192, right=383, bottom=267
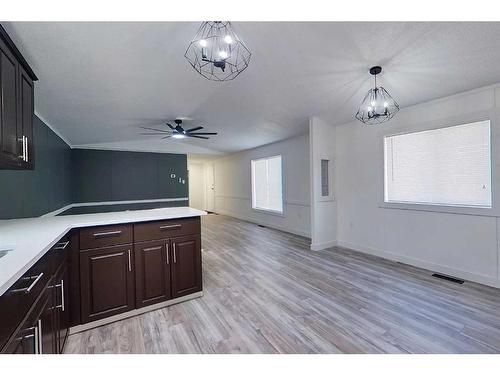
left=224, top=35, right=233, bottom=44
left=370, top=101, right=376, bottom=107
left=218, top=50, right=228, bottom=59
left=367, top=106, right=372, bottom=112
left=172, top=134, right=186, bottom=139
left=384, top=101, right=388, bottom=107
left=199, top=39, right=207, bottom=47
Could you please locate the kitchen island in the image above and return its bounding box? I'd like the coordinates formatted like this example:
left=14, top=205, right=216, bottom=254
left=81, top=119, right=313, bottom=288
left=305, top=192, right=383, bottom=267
left=0, top=205, right=206, bottom=354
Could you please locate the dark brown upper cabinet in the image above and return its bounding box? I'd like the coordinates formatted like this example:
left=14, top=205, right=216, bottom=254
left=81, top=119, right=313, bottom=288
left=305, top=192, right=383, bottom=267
left=0, top=24, right=38, bottom=170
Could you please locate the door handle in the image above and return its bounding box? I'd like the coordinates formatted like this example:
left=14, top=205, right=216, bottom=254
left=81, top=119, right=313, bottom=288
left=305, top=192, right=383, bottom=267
left=166, top=243, right=169, bottom=265
left=128, top=249, right=132, bottom=272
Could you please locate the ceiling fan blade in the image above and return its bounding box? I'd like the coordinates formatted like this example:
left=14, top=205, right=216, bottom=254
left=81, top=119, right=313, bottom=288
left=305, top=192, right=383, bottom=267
left=139, top=132, right=169, bottom=135
left=161, top=135, right=172, bottom=139
left=166, top=123, right=176, bottom=130
left=190, top=132, right=218, bottom=135
left=140, top=126, right=169, bottom=133
left=186, top=126, right=204, bottom=132
left=188, top=135, right=209, bottom=139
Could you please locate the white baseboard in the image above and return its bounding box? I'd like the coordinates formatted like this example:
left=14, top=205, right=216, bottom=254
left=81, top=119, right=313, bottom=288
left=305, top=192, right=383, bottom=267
left=69, top=291, right=203, bottom=335
left=310, top=240, right=337, bottom=251
left=337, top=240, right=500, bottom=289
left=214, top=209, right=310, bottom=238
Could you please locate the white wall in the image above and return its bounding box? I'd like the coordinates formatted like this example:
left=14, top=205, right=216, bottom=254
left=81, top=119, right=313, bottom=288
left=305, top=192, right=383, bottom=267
left=188, top=161, right=205, bottom=210
left=213, top=133, right=311, bottom=237
left=333, top=84, right=500, bottom=288
left=309, top=117, right=337, bottom=250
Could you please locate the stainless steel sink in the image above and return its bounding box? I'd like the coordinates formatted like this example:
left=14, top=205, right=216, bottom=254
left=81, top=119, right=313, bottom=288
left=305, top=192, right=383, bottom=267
left=0, top=249, right=13, bottom=259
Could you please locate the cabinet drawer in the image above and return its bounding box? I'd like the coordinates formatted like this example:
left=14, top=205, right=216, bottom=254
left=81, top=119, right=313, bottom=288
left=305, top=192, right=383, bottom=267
left=0, top=246, right=55, bottom=350
left=79, top=224, right=132, bottom=250
left=134, top=217, right=200, bottom=242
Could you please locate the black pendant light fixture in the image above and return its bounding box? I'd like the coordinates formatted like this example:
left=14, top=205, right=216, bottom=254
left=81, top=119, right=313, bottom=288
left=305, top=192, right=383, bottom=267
left=185, top=21, right=251, bottom=81
left=355, top=66, right=399, bottom=125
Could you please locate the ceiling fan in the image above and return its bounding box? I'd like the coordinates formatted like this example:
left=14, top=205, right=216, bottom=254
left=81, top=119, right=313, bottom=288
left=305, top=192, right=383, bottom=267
left=139, top=119, right=218, bottom=140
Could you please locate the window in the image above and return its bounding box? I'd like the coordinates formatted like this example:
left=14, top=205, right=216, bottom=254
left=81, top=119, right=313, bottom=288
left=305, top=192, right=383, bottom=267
left=384, top=120, right=491, bottom=208
left=321, top=159, right=330, bottom=197
left=251, top=155, right=283, bottom=213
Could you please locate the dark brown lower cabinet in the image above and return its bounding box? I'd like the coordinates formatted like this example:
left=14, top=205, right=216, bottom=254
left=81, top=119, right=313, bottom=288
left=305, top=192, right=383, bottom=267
left=134, top=240, right=171, bottom=308
left=1, top=237, right=71, bottom=354
left=171, top=235, right=202, bottom=299
left=80, top=245, right=135, bottom=323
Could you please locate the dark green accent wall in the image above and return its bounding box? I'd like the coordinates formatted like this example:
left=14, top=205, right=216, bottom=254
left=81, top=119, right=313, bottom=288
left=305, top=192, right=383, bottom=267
left=0, top=116, right=72, bottom=219
left=71, top=149, right=188, bottom=203
left=0, top=117, right=189, bottom=220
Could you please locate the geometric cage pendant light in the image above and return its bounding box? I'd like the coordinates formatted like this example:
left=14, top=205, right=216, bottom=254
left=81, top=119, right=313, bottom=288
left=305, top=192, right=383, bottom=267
left=185, top=21, right=251, bottom=82
left=355, top=66, right=400, bottom=125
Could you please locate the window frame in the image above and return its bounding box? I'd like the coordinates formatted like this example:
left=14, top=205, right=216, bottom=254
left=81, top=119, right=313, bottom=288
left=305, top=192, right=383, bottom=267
left=378, top=114, right=497, bottom=217
left=251, top=154, right=285, bottom=215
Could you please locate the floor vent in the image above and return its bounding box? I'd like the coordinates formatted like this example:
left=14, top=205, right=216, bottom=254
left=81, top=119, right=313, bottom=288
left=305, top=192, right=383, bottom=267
left=432, top=273, right=464, bottom=284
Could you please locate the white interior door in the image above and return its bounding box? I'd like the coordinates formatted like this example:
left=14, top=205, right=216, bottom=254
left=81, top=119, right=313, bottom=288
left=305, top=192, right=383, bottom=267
left=205, top=163, right=215, bottom=212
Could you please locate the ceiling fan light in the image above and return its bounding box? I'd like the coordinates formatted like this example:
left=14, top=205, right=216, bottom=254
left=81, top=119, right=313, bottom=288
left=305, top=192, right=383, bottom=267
left=172, top=134, right=186, bottom=139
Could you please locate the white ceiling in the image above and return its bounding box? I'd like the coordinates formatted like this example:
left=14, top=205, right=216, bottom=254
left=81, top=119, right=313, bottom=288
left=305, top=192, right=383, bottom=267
left=5, top=22, right=500, bottom=155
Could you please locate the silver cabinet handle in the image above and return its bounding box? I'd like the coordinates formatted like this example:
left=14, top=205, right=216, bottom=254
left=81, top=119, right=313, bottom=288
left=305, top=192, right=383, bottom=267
left=159, top=224, right=182, bottom=230
left=55, top=279, right=65, bottom=311
left=25, top=136, right=28, bottom=162
left=128, top=249, right=132, bottom=272
left=19, top=135, right=26, bottom=161
left=173, top=243, right=177, bottom=264
left=93, top=230, right=122, bottom=238
left=11, top=272, right=44, bottom=294
left=166, top=243, right=169, bottom=264
left=54, top=241, right=69, bottom=250
left=37, top=319, right=42, bottom=354
left=34, top=325, right=39, bottom=354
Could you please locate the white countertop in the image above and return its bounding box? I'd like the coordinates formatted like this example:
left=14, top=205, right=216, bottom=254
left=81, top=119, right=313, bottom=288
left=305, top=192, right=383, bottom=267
left=0, top=206, right=206, bottom=296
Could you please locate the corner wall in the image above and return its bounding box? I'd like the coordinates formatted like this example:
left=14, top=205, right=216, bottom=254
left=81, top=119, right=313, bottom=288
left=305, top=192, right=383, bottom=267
left=334, top=84, right=500, bottom=288
left=309, top=117, right=337, bottom=250
left=212, top=133, right=311, bottom=237
left=0, top=116, right=72, bottom=219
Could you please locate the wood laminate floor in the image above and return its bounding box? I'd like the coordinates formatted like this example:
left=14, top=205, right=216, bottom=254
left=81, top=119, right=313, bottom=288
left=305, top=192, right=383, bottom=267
left=64, top=214, right=500, bottom=354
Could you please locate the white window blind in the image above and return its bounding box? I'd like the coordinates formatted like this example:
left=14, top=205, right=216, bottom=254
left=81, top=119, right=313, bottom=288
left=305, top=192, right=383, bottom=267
left=384, top=120, right=491, bottom=208
left=251, top=155, right=283, bottom=213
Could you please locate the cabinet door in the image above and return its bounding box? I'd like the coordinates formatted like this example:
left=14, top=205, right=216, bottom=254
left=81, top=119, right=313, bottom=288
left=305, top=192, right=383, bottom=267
left=0, top=37, right=20, bottom=167
left=53, top=263, right=70, bottom=353
left=134, top=240, right=171, bottom=308
left=171, top=235, right=202, bottom=298
left=80, top=245, right=135, bottom=323
left=18, top=64, right=34, bottom=168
